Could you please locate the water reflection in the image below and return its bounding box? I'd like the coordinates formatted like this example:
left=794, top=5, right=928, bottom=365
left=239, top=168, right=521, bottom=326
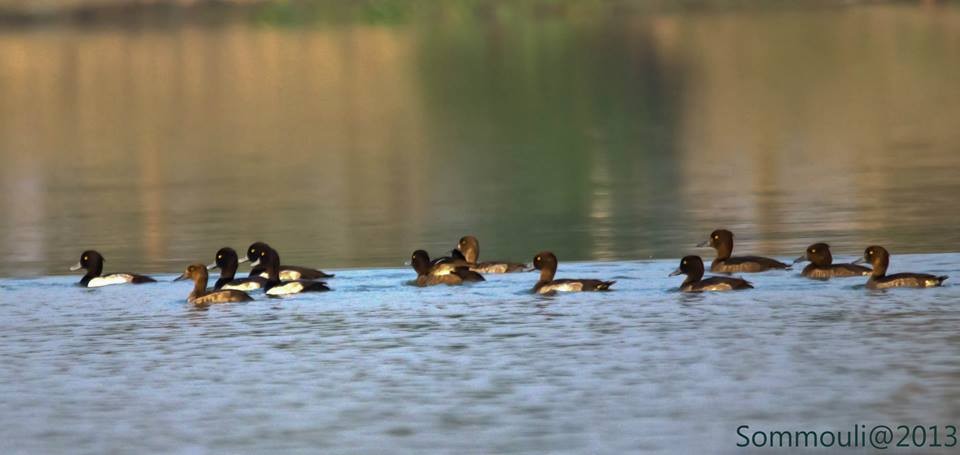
left=0, top=4, right=959, bottom=277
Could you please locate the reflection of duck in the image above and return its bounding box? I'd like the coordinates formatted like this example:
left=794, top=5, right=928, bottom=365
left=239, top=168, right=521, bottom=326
left=70, top=250, right=156, bottom=287
left=175, top=264, right=253, bottom=305
left=697, top=229, right=789, bottom=273
left=793, top=243, right=870, bottom=280
left=457, top=236, right=527, bottom=273
left=669, top=256, right=752, bottom=292
left=207, top=247, right=265, bottom=290
left=410, top=250, right=484, bottom=286
left=854, top=246, right=948, bottom=289
left=532, top=252, right=614, bottom=294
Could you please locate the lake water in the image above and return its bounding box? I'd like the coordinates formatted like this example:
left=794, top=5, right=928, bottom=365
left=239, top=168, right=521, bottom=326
left=2, top=1, right=960, bottom=453
left=1, top=255, right=959, bottom=454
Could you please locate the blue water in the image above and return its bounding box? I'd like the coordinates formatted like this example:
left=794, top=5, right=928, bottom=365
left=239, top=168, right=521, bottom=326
left=1, top=254, right=958, bottom=453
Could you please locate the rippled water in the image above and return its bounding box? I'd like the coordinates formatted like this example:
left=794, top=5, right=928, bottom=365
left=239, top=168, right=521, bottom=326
left=1, top=254, right=958, bottom=453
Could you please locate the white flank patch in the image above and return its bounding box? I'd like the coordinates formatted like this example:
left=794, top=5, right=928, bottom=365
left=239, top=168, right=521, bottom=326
left=280, top=270, right=302, bottom=281
left=223, top=281, right=261, bottom=291
left=538, top=282, right=583, bottom=293
left=258, top=271, right=303, bottom=280
left=431, top=264, right=456, bottom=276
left=702, top=283, right=734, bottom=291
left=266, top=282, right=304, bottom=296
left=87, top=274, right=133, bottom=287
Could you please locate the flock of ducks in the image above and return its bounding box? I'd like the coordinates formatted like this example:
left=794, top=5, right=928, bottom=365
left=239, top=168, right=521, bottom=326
left=69, top=230, right=950, bottom=305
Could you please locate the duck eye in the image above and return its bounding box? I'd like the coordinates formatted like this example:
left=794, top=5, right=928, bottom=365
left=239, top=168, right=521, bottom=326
left=217, top=255, right=222, bottom=259
left=682, top=260, right=687, bottom=264
left=261, top=251, right=265, bottom=256
left=83, top=256, right=87, bottom=260
left=811, top=249, right=816, bottom=253
left=536, top=256, right=541, bottom=261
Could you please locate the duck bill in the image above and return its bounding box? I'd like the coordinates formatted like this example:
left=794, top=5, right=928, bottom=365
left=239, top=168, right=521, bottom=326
left=695, top=240, right=709, bottom=247
left=237, top=257, right=249, bottom=264
left=851, top=257, right=866, bottom=265
left=668, top=268, right=683, bottom=277
left=206, top=262, right=218, bottom=270
left=173, top=272, right=188, bottom=282
left=69, top=262, right=82, bottom=271
left=792, top=255, right=807, bottom=265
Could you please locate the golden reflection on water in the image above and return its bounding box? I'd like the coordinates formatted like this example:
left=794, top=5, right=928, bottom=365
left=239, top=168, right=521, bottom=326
left=1, top=4, right=959, bottom=276
left=665, top=7, right=960, bottom=255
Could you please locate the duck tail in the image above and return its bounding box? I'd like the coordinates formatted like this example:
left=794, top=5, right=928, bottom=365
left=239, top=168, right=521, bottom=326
left=597, top=280, right=616, bottom=291
left=938, top=275, right=949, bottom=285
left=453, top=266, right=485, bottom=282
left=307, top=281, right=331, bottom=292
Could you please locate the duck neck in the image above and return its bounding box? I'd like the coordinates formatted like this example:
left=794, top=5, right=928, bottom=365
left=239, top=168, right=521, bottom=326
left=220, top=259, right=237, bottom=281
left=685, top=266, right=704, bottom=286
left=414, top=263, right=430, bottom=277
left=715, top=242, right=732, bottom=261
left=819, top=250, right=833, bottom=266
left=265, top=251, right=282, bottom=288
left=80, top=272, right=96, bottom=286
left=214, top=259, right=237, bottom=290
left=191, top=271, right=209, bottom=299
left=537, top=266, right=556, bottom=284
left=80, top=259, right=103, bottom=285
left=462, top=245, right=478, bottom=264
left=871, top=257, right=888, bottom=278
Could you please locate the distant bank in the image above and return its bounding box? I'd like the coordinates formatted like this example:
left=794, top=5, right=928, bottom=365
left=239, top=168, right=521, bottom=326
left=0, top=0, right=265, bottom=24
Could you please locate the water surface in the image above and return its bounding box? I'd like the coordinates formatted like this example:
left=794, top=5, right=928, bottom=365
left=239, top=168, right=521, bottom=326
left=1, top=255, right=958, bottom=453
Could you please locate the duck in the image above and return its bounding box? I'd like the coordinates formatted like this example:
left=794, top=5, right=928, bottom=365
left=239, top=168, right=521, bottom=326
left=248, top=244, right=331, bottom=296
left=245, top=241, right=334, bottom=280
left=174, top=263, right=253, bottom=305
left=69, top=250, right=156, bottom=287
left=793, top=243, right=871, bottom=279
left=697, top=229, right=789, bottom=273
left=853, top=246, right=948, bottom=289
left=669, top=255, right=753, bottom=292
left=410, top=249, right=484, bottom=286
left=207, top=247, right=266, bottom=291
left=456, top=235, right=527, bottom=273
left=430, top=249, right=472, bottom=270
left=532, top=251, right=614, bottom=294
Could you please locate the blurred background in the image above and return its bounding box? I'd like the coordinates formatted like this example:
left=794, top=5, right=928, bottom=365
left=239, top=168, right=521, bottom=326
left=1, top=0, right=959, bottom=277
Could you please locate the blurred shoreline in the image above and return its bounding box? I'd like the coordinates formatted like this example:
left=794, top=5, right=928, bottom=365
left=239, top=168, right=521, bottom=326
left=0, top=0, right=264, bottom=26
left=0, top=0, right=925, bottom=28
